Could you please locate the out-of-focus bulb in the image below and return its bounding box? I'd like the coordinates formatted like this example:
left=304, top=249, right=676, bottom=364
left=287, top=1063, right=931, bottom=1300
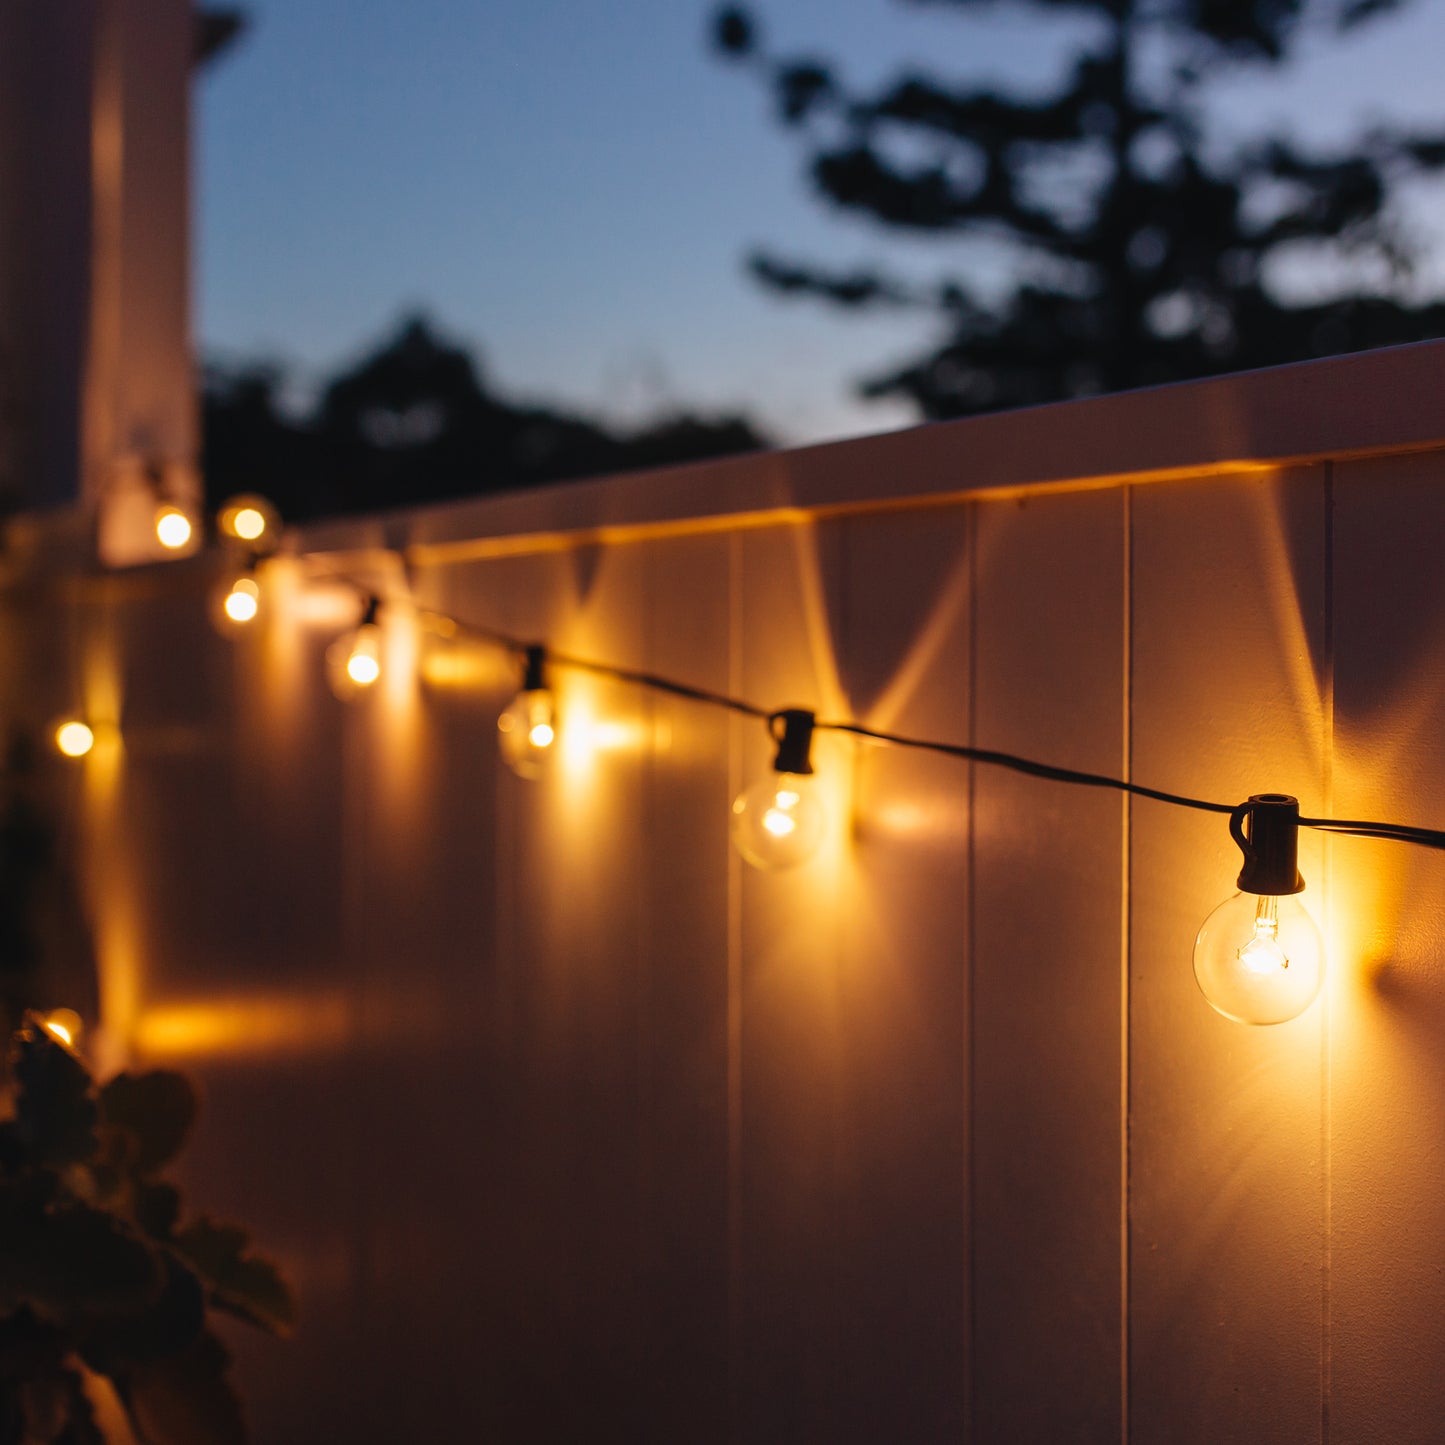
left=731, top=772, right=826, bottom=869
left=210, top=565, right=264, bottom=635
left=1193, top=792, right=1324, bottom=1025
left=155, top=505, right=193, bottom=550
left=347, top=643, right=380, bottom=686
left=731, top=708, right=827, bottom=869
left=54, top=720, right=95, bottom=758
left=217, top=494, right=280, bottom=550
left=326, top=598, right=384, bottom=700
left=233, top=508, right=265, bottom=540
left=498, top=645, right=556, bottom=779
left=1193, top=891, right=1324, bottom=1025
left=223, top=576, right=260, bottom=623
left=40, top=1009, right=82, bottom=1048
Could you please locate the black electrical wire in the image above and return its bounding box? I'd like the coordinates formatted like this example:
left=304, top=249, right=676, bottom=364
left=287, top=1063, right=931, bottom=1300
left=340, top=578, right=1445, bottom=854
left=814, top=719, right=1237, bottom=816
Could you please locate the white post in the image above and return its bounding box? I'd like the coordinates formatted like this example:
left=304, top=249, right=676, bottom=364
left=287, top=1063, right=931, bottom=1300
left=0, top=0, right=199, bottom=559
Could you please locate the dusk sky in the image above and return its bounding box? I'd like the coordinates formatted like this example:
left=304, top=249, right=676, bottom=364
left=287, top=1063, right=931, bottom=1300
left=198, top=0, right=1445, bottom=447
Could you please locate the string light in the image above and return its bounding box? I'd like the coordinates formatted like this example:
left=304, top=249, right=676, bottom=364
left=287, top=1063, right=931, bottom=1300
left=53, top=720, right=95, bottom=758
left=154, top=504, right=193, bottom=551
left=212, top=563, right=262, bottom=634
left=278, top=566, right=1445, bottom=1020
left=326, top=596, right=383, bottom=700
left=731, top=709, right=827, bottom=870
left=40, top=1009, right=83, bottom=1049
left=1194, top=794, right=1325, bottom=1025
left=224, top=575, right=261, bottom=624
left=217, top=494, right=280, bottom=551
left=497, top=645, right=557, bottom=779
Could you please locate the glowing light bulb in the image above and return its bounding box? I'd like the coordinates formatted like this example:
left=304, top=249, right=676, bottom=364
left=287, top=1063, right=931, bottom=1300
left=347, top=647, right=381, bottom=686
left=498, top=647, right=557, bottom=779
left=1194, top=891, right=1324, bottom=1025
left=154, top=505, right=193, bottom=550
left=326, top=597, right=384, bottom=700
left=731, top=709, right=827, bottom=870
left=1192, top=793, right=1325, bottom=1025
left=217, top=494, right=280, bottom=549
left=226, top=575, right=260, bottom=622
left=732, top=772, right=826, bottom=869
left=40, top=1009, right=82, bottom=1048
left=210, top=563, right=265, bottom=635
left=54, top=721, right=95, bottom=758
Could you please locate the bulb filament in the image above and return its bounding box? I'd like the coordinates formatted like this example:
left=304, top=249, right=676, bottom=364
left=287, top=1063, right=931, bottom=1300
left=1238, top=894, right=1289, bottom=974
left=762, top=787, right=802, bottom=838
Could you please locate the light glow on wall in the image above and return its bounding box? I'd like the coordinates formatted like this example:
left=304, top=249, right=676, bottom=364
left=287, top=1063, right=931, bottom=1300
left=134, top=992, right=354, bottom=1060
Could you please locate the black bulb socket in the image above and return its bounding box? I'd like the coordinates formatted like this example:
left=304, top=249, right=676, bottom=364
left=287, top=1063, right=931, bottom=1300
left=521, top=645, right=547, bottom=694
left=769, top=709, right=816, bottom=776
left=1231, top=792, right=1305, bottom=896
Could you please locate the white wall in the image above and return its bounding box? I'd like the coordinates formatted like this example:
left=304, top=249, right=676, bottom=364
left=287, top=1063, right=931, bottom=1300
left=8, top=342, right=1445, bottom=1443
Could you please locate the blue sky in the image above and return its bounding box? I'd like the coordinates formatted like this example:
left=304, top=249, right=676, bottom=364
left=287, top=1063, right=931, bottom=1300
left=197, top=0, right=1445, bottom=446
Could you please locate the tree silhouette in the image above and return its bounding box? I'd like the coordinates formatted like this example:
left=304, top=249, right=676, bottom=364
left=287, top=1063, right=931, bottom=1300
left=713, top=0, right=1445, bottom=419
left=204, top=316, right=769, bottom=521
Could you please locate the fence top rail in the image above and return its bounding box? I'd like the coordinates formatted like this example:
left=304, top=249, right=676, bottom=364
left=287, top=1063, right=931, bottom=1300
left=293, top=338, right=1445, bottom=563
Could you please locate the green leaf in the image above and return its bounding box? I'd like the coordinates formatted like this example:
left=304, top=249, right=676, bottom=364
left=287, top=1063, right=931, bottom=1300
left=12, top=1019, right=98, bottom=1168
left=119, top=1330, right=246, bottom=1445
left=99, top=1073, right=196, bottom=1175
left=172, top=1218, right=295, bottom=1338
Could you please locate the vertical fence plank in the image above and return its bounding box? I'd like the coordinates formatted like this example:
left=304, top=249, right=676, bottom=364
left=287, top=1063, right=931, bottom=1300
left=733, top=520, right=851, bottom=1442
left=1129, top=470, right=1327, bottom=1445
left=970, top=489, right=1127, bottom=1442
left=1330, top=448, right=1445, bottom=1444
left=639, top=533, right=736, bottom=1441
left=832, top=508, right=972, bottom=1440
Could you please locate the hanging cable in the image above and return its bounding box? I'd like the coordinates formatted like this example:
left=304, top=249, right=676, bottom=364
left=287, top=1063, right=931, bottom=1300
left=323, top=571, right=1445, bottom=854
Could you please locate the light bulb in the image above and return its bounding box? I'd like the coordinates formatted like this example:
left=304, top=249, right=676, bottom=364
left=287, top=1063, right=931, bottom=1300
left=1192, top=792, right=1325, bottom=1025
left=217, top=494, right=280, bottom=550
left=225, top=577, right=260, bottom=622
left=731, top=771, right=826, bottom=869
left=154, top=505, right=193, bottom=550
left=326, top=598, right=384, bottom=700
left=211, top=571, right=262, bottom=633
left=497, top=688, right=557, bottom=777
left=54, top=720, right=95, bottom=758
left=731, top=708, right=827, bottom=869
left=40, top=1009, right=82, bottom=1048
left=1193, top=891, right=1324, bottom=1025
left=497, top=646, right=557, bottom=778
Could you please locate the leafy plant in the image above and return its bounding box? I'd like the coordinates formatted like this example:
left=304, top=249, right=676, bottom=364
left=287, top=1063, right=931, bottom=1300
left=0, top=1015, right=294, bottom=1444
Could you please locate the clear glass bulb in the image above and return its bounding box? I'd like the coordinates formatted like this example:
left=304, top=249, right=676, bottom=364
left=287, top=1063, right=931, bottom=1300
left=497, top=688, right=556, bottom=778
left=40, top=1009, right=82, bottom=1049
left=211, top=573, right=261, bottom=633
left=154, top=504, right=193, bottom=550
left=326, top=621, right=383, bottom=700
left=731, top=772, right=826, bottom=870
left=1193, top=891, right=1325, bottom=1025
left=54, top=720, right=95, bottom=758
left=217, top=494, right=279, bottom=548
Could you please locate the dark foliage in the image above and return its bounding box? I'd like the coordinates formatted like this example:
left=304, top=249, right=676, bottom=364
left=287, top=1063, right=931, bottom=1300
left=0, top=1019, right=293, bottom=1444
left=712, top=0, right=1445, bottom=419
left=0, top=738, right=97, bottom=1042
left=203, top=317, right=770, bottom=523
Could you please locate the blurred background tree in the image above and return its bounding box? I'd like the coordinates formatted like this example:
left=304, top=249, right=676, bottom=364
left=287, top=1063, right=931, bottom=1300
left=712, top=0, right=1445, bottom=419
left=203, top=316, right=768, bottom=521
